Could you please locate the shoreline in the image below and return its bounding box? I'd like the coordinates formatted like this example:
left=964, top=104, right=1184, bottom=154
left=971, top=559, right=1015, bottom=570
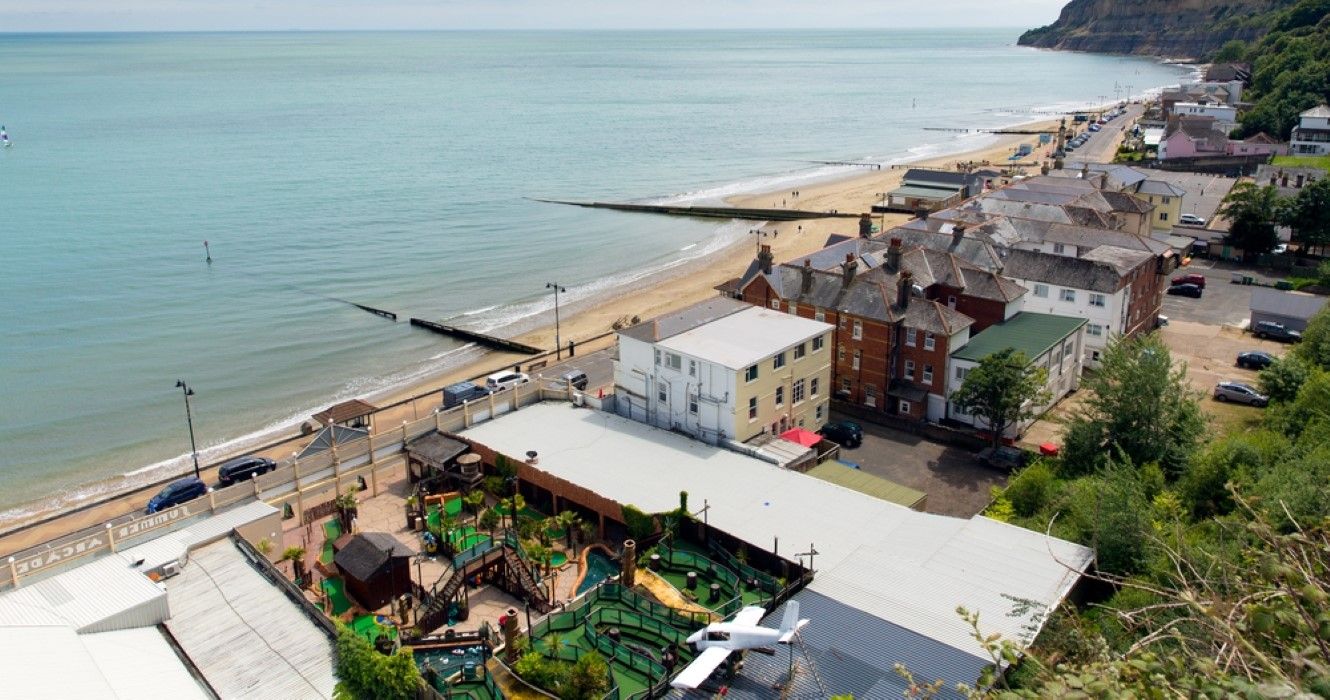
left=0, top=109, right=1092, bottom=535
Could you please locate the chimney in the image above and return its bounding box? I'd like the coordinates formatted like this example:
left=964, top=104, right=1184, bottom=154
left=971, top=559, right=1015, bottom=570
left=801, top=258, right=814, bottom=295
left=1081, top=162, right=1090, bottom=180
left=840, top=254, right=858, bottom=287
left=951, top=224, right=967, bottom=248
left=758, top=244, right=774, bottom=275
left=858, top=213, right=873, bottom=239
left=622, top=539, right=637, bottom=588
left=897, top=270, right=914, bottom=310
left=887, top=238, right=902, bottom=271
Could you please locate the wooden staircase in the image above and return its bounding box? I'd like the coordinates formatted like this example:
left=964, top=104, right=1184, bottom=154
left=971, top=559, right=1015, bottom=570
left=416, top=533, right=550, bottom=634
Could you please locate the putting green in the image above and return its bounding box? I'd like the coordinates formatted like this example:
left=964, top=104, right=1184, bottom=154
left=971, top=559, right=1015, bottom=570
left=322, top=577, right=352, bottom=616
left=550, top=552, right=568, bottom=568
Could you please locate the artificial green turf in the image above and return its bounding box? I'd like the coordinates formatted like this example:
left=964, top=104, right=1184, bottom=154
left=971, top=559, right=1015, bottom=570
left=322, top=577, right=352, bottom=616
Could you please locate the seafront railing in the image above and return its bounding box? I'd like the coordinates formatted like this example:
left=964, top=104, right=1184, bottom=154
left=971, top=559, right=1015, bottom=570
left=0, top=381, right=574, bottom=590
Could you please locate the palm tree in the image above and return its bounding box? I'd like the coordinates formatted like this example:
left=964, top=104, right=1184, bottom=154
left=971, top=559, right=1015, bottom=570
left=282, top=546, right=307, bottom=585
left=556, top=511, right=581, bottom=552
left=525, top=541, right=552, bottom=579
left=463, top=491, right=486, bottom=521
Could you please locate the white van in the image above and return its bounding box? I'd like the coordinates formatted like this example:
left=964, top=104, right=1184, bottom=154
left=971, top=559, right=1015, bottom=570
left=485, top=371, right=530, bottom=392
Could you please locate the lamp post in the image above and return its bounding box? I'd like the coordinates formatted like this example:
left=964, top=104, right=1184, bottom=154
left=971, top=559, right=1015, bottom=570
left=175, top=380, right=201, bottom=479
left=748, top=228, right=769, bottom=253
left=546, top=282, right=566, bottom=360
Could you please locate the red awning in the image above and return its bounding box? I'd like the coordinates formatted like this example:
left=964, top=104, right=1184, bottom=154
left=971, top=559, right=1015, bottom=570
left=780, top=428, right=822, bottom=448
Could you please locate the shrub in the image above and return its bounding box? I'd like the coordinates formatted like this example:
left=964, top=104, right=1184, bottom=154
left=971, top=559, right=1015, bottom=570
left=1004, top=461, right=1057, bottom=518
left=334, top=623, right=420, bottom=700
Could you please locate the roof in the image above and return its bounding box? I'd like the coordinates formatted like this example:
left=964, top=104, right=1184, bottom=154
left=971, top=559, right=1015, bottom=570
left=889, top=184, right=960, bottom=200
left=334, top=532, right=412, bottom=581
left=0, top=626, right=209, bottom=700
left=901, top=168, right=973, bottom=188
left=951, top=312, right=1086, bottom=363
left=1250, top=287, right=1329, bottom=320
left=1135, top=179, right=1187, bottom=197
left=406, top=431, right=469, bottom=464
left=1302, top=105, right=1330, bottom=119
left=460, top=403, right=1093, bottom=669
left=299, top=424, right=370, bottom=458
left=312, top=398, right=378, bottom=426
left=166, top=540, right=337, bottom=699
left=619, top=297, right=749, bottom=344
left=806, top=462, right=926, bottom=510
left=653, top=305, right=832, bottom=371
left=0, top=554, right=168, bottom=633
left=117, top=500, right=279, bottom=573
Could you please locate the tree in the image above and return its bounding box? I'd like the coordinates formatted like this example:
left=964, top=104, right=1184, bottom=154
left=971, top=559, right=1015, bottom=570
left=479, top=508, right=500, bottom=534
left=555, top=510, right=581, bottom=550
left=282, top=546, right=307, bottom=585
left=463, top=490, right=487, bottom=519
left=334, top=622, right=421, bottom=700
left=562, top=652, right=611, bottom=700
left=1282, top=177, right=1330, bottom=254
left=1259, top=354, right=1311, bottom=403
left=1219, top=183, right=1284, bottom=260
left=1295, top=304, right=1330, bottom=370
left=1061, top=334, right=1206, bottom=478
left=950, top=348, right=1049, bottom=449
left=1212, top=39, right=1248, bottom=62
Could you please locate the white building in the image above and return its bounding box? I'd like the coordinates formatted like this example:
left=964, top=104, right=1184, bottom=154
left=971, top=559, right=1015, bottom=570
left=615, top=297, right=833, bottom=444
left=1291, top=105, right=1330, bottom=156
left=1173, top=102, right=1238, bottom=129
left=948, top=312, right=1087, bottom=437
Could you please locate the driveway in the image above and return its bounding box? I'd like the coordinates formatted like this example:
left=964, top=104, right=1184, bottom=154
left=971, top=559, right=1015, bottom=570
left=1163, top=262, right=1280, bottom=328
left=832, top=414, right=1007, bottom=518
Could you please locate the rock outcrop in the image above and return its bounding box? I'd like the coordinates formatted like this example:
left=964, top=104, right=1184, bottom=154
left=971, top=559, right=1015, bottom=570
left=1018, top=0, right=1295, bottom=60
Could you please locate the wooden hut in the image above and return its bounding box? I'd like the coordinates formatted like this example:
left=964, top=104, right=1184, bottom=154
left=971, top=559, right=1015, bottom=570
left=333, top=532, right=413, bottom=610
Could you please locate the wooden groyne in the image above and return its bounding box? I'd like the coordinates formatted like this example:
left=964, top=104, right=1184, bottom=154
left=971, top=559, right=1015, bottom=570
left=800, top=160, right=883, bottom=170
left=409, top=318, right=543, bottom=354
left=532, top=199, right=861, bottom=221
left=348, top=302, right=397, bottom=320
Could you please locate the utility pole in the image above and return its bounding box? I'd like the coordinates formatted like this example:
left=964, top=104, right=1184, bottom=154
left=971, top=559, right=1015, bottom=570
left=546, top=282, right=566, bottom=360
left=175, top=380, right=201, bottom=479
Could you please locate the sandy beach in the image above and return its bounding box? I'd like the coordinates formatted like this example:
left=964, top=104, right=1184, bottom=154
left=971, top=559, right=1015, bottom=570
left=0, top=116, right=1070, bottom=542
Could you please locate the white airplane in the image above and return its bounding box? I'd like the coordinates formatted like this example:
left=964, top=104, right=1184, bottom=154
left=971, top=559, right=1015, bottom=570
left=669, top=601, right=810, bottom=690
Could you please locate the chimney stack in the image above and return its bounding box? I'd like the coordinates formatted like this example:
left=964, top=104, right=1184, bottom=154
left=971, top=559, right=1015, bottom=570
left=887, top=238, right=902, bottom=271
left=951, top=224, right=967, bottom=249
left=758, top=244, right=774, bottom=275
left=840, top=254, right=858, bottom=287
left=897, top=270, right=914, bottom=310
left=858, top=213, right=873, bottom=239
left=801, top=258, right=813, bottom=294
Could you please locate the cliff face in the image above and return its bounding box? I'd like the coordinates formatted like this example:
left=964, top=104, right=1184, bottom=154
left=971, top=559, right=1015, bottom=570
left=1018, top=0, right=1295, bottom=60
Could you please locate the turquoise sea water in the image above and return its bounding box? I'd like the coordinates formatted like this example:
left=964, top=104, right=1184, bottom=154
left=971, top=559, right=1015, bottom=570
left=0, top=30, right=1190, bottom=517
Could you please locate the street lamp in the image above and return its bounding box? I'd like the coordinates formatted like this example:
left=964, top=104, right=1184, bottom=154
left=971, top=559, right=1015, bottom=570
left=175, top=380, right=201, bottom=479
left=546, top=282, right=566, bottom=360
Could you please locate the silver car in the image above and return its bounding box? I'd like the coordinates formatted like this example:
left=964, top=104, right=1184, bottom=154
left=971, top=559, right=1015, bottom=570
left=1213, top=381, right=1268, bottom=407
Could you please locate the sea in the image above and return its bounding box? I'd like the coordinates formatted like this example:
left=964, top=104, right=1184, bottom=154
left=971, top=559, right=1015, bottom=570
left=0, top=29, right=1192, bottom=520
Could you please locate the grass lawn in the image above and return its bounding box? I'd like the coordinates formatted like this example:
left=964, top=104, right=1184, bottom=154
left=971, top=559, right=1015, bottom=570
left=1271, top=155, right=1330, bottom=172
left=1204, top=399, right=1267, bottom=435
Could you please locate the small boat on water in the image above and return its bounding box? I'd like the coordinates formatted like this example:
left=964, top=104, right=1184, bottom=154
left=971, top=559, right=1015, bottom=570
left=1, top=125, right=9, bottom=147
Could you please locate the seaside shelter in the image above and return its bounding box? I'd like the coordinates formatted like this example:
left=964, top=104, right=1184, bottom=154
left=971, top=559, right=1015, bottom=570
left=313, top=398, right=378, bottom=430
left=333, top=532, right=414, bottom=610
left=299, top=423, right=370, bottom=459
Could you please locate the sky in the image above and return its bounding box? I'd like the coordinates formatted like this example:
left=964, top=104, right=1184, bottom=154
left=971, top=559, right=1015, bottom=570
left=0, top=0, right=1071, bottom=32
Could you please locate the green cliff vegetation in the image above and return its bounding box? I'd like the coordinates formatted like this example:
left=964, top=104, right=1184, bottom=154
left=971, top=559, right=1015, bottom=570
left=967, top=313, right=1330, bottom=696
left=1231, top=0, right=1330, bottom=138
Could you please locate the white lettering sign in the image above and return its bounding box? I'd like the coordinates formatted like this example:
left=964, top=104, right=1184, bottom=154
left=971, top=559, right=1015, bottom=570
left=115, top=503, right=195, bottom=540
left=15, top=535, right=106, bottom=575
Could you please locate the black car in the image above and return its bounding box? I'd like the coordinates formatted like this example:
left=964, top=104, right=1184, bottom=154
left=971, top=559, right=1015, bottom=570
left=1252, top=321, right=1302, bottom=343
left=818, top=420, right=863, bottom=448
left=977, top=445, right=1028, bottom=471
left=1236, top=351, right=1275, bottom=370
left=1167, top=283, right=1203, bottom=298
left=146, top=477, right=208, bottom=514
left=218, top=455, right=277, bottom=486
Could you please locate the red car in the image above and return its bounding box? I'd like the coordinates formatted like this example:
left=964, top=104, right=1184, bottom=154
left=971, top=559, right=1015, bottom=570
left=1171, top=273, right=1206, bottom=288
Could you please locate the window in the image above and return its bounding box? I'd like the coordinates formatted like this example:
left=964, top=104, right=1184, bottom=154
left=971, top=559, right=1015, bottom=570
left=793, top=343, right=806, bottom=360
left=1092, top=350, right=1101, bottom=362
left=955, top=366, right=969, bottom=381
left=775, top=386, right=785, bottom=407
left=1034, top=284, right=1049, bottom=298
left=905, top=328, right=917, bottom=347
left=814, top=310, right=826, bottom=322
left=787, top=301, right=798, bottom=314
left=924, top=333, right=935, bottom=351
left=1159, top=212, right=1169, bottom=221
left=837, top=345, right=845, bottom=362
left=812, top=334, right=825, bottom=351
left=745, top=365, right=758, bottom=382
left=838, top=317, right=846, bottom=329
left=773, top=352, right=786, bottom=370
left=1060, top=289, right=1076, bottom=303
left=1089, top=293, right=1106, bottom=308
left=904, top=359, right=915, bottom=379
left=770, top=298, right=780, bottom=309
left=793, top=379, right=805, bottom=403
left=852, top=320, right=863, bottom=340
left=748, top=397, right=758, bottom=420
left=810, top=377, right=819, bottom=396
left=815, top=403, right=825, bottom=420
left=664, top=352, right=682, bottom=371
left=688, top=359, right=697, bottom=377
left=899, top=400, right=911, bottom=415
left=840, top=377, right=851, bottom=393
left=689, top=398, right=698, bottom=414
left=1087, top=323, right=1104, bottom=337
left=1162, top=196, right=1171, bottom=204
left=948, top=295, right=957, bottom=308
left=922, top=364, right=933, bottom=383
left=1053, top=243, right=1066, bottom=254
left=852, top=350, right=861, bottom=371
left=658, top=386, right=668, bottom=403
left=654, top=348, right=661, bottom=365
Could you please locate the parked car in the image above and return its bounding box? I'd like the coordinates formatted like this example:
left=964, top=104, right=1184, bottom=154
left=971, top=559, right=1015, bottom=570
left=146, top=477, right=208, bottom=514
left=818, top=420, right=863, bottom=448
left=1155, top=314, right=1170, bottom=328
left=1236, top=351, right=1275, bottom=370
left=1088, top=124, right=1102, bottom=132
left=1167, top=283, right=1203, bottom=298
left=977, top=445, right=1028, bottom=471
left=558, top=369, right=589, bottom=391
left=485, top=371, right=531, bottom=392
left=442, top=381, right=491, bottom=409
left=1213, top=381, right=1269, bottom=407
left=1179, top=213, right=1206, bottom=226
left=1272, top=243, right=1288, bottom=255
left=1252, top=321, right=1302, bottom=343
left=217, top=455, right=276, bottom=486
left=1172, top=273, right=1206, bottom=288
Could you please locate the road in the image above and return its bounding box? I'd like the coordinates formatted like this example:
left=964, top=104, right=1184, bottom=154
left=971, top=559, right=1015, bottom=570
left=1062, top=103, right=1144, bottom=163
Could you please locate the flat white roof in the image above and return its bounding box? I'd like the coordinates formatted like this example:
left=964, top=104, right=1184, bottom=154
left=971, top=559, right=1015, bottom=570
left=0, top=554, right=167, bottom=633
left=655, top=305, right=833, bottom=370
left=461, top=402, right=1093, bottom=663
left=0, top=624, right=208, bottom=699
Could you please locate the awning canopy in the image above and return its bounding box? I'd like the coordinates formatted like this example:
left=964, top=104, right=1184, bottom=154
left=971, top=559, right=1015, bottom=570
left=886, top=380, right=929, bottom=403
left=780, top=428, right=823, bottom=448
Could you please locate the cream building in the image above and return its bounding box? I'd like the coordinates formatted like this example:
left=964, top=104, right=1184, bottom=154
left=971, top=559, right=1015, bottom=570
left=614, top=297, right=833, bottom=444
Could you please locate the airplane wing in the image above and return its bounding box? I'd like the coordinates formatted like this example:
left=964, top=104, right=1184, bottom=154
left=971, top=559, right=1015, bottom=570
left=731, top=605, right=766, bottom=628
left=669, top=646, right=732, bottom=690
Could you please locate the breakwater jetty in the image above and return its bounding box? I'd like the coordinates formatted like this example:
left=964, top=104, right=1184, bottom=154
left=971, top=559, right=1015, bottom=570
left=533, top=199, right=862, bottom=221
left=409, top=318, right=543, bottom=354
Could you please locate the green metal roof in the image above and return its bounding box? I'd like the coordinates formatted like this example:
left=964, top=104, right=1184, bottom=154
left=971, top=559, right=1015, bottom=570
left=807, top=462, right=927, bottom=510
left=888, top=184, right=960, bottom=200
left=950, top=312, right=1086, bottom=363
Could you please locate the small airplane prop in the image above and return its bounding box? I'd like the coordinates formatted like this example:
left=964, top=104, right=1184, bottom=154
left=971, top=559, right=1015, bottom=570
left=669, top=601, right=810, bottom=690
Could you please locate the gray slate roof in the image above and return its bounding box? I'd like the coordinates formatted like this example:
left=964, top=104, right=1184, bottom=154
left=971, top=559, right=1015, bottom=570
left=999, top=248, right=1130, bottom=294
left=619, top=297, right=749, bottom=344
left=1134, top=179, right=1187, bottom=197
left=406, top=431, right=469, bottom=464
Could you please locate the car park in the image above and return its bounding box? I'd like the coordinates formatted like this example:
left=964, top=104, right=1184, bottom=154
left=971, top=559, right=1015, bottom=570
left=1252, top=321, right=1302, bottom=343
left=818, top=420, right=862, bottom=448
left=976, top=445, right=1028, bottom=471
left=146, top=477, right=208, bottom=513
left=1236, top=351, right=1275, bottom=370
left=1213, top=381, right=1268, bottom=407
left=1179, top=213, right=1206, bottom=226
left=1171, top=273, right=1206, bottom=288
left=485, top=371, right=531, bottom=391
left=217, top=455, right=276, bottom=486
left=1167, top=283, right=1203, bottom=298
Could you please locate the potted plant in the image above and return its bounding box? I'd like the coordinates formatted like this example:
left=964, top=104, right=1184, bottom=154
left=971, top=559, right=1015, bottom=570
left=404, top=495, right=419, bottom=530
left=455, top=599, right=470, bottom=622
left=335, top=488, right=359, bottom=533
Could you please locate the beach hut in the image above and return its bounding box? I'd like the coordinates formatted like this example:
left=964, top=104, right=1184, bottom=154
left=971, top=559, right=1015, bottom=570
left=332, top=533, right=414, bottom=611
left=312, top=399, right=378, bottom=431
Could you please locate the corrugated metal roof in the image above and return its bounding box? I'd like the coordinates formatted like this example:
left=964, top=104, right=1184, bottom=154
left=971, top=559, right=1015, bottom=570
left=951, top=312, right=1086, bottom=362
left=167, top=540, right=336, bottom=699
left=0, top=554, right=168, bottom=633
left=116, top=501, right=277, bottom=573
left=79, top=628, right=211, bottom=698
left=1250, top=287, right=1329, bottom=320
left=0, top=624, right=210, bottom=699
left=461, top=403, right=1093, bottom=666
